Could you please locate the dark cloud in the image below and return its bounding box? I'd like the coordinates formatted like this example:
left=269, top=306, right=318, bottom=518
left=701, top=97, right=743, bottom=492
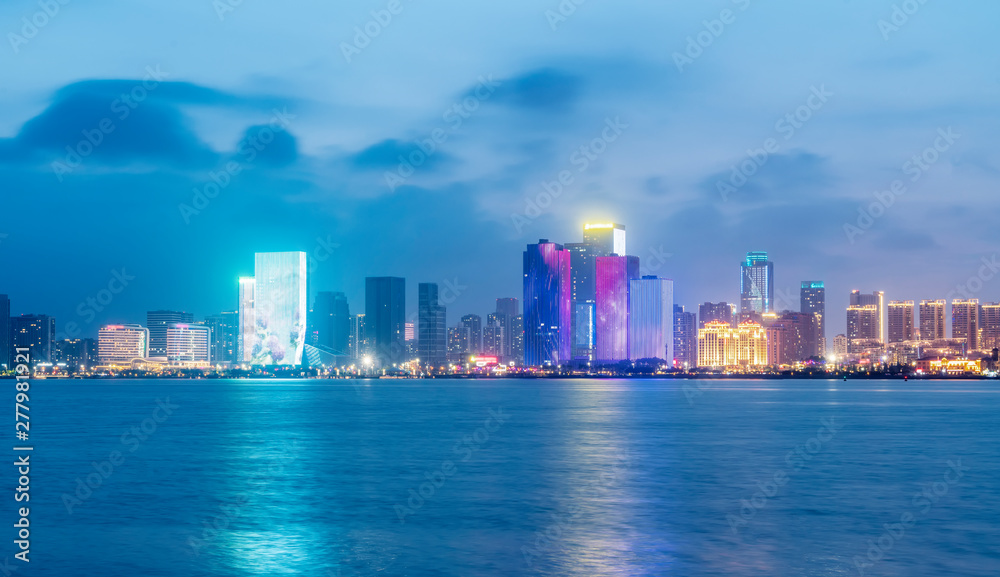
left=492, top=68, right=582, bottom=112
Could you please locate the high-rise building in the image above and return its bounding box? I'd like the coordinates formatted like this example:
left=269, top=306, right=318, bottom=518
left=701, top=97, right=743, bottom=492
left=566, top=242, right=601, bottom=361
left=310, top=291, right=351, bottom=356
left=887, top=301, right=915, bottom=343
left=166, top=323, right=211, bottom=363
left=572, top=303, right=595, bottom=361
left=982, top=303, right=1000, bottom=350
left=248, top=252, right=308, bottom=365
left=447, top=326, right=465, bottom=363
left=205, top=311, right=238, bottom=365
left=366, top=277, right=406, bottom=367
left=919, top=300, right=946, bottom=341
left=512, top=314, right=524, bottom=365
left=483, top=314, right=503, bottom=357
left=764, top=312, right=820, bottom=365
left=850, top=290, right=885, bottom=342
left=0, top=294, right=9, bottom=369
left=629, top=276, right=673, bottom=361
left=405, top=322, right=417, bottom=359
left=582, top=222, right=626, bottom=256
left=54, top=338, right=98, bottom=371
left=833, top=334, right=849, bottom=357
left=350, top=313, right=367, bottom=360
left=952, top=299, right=980, bottom=351
left=238, top=277, right=255, bottom=363
left=98, top=324, right=149, bottom=363
left=494, top=299, right=519, bottom=362
left=418, top=283, right=447, bottom=367
left=595, top=255, right=640, bottom=362
left=461, top=314, right=483, bottom=355
left=740, top=251, right=774, bottom=316
left=523, top=240, right=572, bottom=366
left=11, top=314, right=55, bottom=364
left=698, top=302, right=736, bottom=328
left=800, top=281, right=826, bottom=354
left=146, top=310, right=194, bottom=358
left=697, top=320, right=768, bottom=368
left=847, top=304, right=880, bottom=341
left=673, top=305, right=697, bottom=368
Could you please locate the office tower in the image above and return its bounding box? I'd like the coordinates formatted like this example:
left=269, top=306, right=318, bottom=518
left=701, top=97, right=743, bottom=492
left=366, top=277, right=406, bottom=366
left=310, top=291, right=351, bottom=355
left=595, top=255, right=640, bottom=362
left=461, top=314, right=483, bottom=355
left=847, top=304, right=880, bottom=341
left=629, top=276, right=673, bottom=361
left=982, top=303, right=1000, bottom=350
left=952, top=299, right=979, bottom=351
left=523, top=240, right=572, bottom=366
left=849, top=290, right=885, bottom=342
left=350, top=313, right=367, bottom=360
left=98, top=324, right=149, bottom=363
left=673, top=305, right=697, bottom=368
left=764, top=312, right=820, bottom=365
left=800, top=281, right=826, bottom=354
left=11, top=314, right=55, bottom=364
left=145, top=310, right=193, bottom=358
left=238, top=277, right=255, bottom=363
left=887, top=301, right=915, bottom=343
left=0, top=294, right=9, bottom=368
left=566, top=242, right=600, bottom=361
left=740, top=251, right=774, bottom=316
left=697, top=320, right=767, bottom=368
left=249, top=252, right=308, bottom=365
left=512, top=314, right=524, bottom=365
left=495, top=298, right=519, bottom=362
left=582, top=222, right=626, bottom=256
left=698, top=302, right=736, bottom=328
left=54, top=338, right=98, bottom=370
left=205, top=311, right=238, bottom=365
left=573, top=303, right=595, bottom=360
left=166, top=323, right=211, bottom=363
left=418, top=283, right=447, bottom=367
left=919, top=300, right=946, bottom=341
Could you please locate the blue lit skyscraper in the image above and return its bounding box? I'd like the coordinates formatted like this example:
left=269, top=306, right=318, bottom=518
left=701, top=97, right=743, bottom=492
left=418, top=283, right=447, bottom=367
left=366, top=277, right=406, bottom=367
left=523, top=240, right=572, bottom=366
left=595, top=255, right=639, bottom=362
left=740, top=251, right=774, bottom=316
left=629, top=276, right=673, bottom=361
left=248, top=251, right=308, bottom=365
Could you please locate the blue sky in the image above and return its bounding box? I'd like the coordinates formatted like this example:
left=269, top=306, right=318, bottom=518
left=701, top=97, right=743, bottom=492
left=2, top=0, right=999, bottom=339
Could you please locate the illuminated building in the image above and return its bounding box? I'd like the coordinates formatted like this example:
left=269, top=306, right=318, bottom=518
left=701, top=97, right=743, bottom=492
left=952, top=299, right=979, bottom=351
left=461, top=314, right=482, bottom=355
left=582, top=222, right=626, bottom=256
left=165, top=323, right=211, bottom=363
left=887, top=300, right=915, bottom=343
left=98, top=324, right=149, bottom=363
left=349, top=313, right=367, bottom=360
left=982, top=303, right=1000, bottom=350
left=238, top=277, right=255, bottom=363
left=697, top=320, right=768, bottom=368
left=494, top=299, right=519, bottom=362
left=595, top=255, right=639, bottom=362
left=418, top=283, right=447, bottom=367
left=698, top=302, right=735, bottom=328
left=146, top=310, right=193, bottom=358
left=849, top=290, right=885, bottom=342
left=205, top=311, right=238, bottom=364
left=565, top=241, right=601, bottom=361
left=248, top=252, right=308, bottom=366
left=915, top=357, right=981, bottom=375
left=847, top=305, right=880, bottom=341
left=0, top=294, right=9, bottom=368
left=483, top=314, right=502, bottom=357
left=629, top=276, right=673, bottom=361
left=512, top=314, right=524, bottom=365
left=800, top=281, right=825, bottom=354
left=405, top=322, right=416, bottom=359
left=365, top=277, right=406, bottom=367
left=673, top=305, right=697, bottom=367
left=919, top=300, right=946, bottom=340
left=764, top=311, right=820, bottom=365
left=11, top=314, right=55, bottom=364
left=573, top=303, right=595, bottom=360
left=523, top=239, right=572, bottom=366
left=833, top=334, right=849, bottom=357
left=740, top=251, right=774, bottom=316
left=54, top=338, right=98, bottom=370
left=447, top=326, right=465, bottom=363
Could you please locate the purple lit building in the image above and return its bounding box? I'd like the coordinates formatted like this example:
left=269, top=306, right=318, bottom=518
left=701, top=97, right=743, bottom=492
left=595, top=255, right=639, bottom=362
left=629, top=276, right=674, bottom=361
left=523, top=240, right=572, bottom=367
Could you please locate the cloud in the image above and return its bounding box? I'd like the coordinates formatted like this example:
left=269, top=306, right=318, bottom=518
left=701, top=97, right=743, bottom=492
left=491, top=68, right=583, bottom=112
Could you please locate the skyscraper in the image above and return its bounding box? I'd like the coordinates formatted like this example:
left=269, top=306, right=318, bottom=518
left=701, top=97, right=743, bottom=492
left=698, top=302, right=736, bottom=328
left=952, top=299, right=979, bottom=351
left=850, top=290, right=885, bottom=342
left=461, top=314, right=483, bottom=355
left=740, top=251, right=774, bottom=316
left=800, top=281, right=826, bottom=354
left=494, top=298, right=518, bottom=362
left=11, top=314, right=55, bottom=364
left=0, top=294, right=9, bottom=369
left=764, top=312, right=820, bottom=364
left=919, top=300, right=946, bottom=340
left=310, top=291, right=351, bottom=355
left=595, top=255, right=639, bottom=362
left=982, top=303, right=1000, bottom=350
left=418, top=283, right=447, bottom=367
left=98, top=324, right=149, bottom=363
left=629, top=276, right=673, bottom=361
left=523, top=240, right=572, bottom=366
left=146, top=310, right=193, bottom=358
left=205, top=311, right=238, bottom=364
left=366, top=277, right=406, bottom=366
left=566, top=242, right=601, bottom=361
left=887, top=300, right=915, bottom=343
left=582, top=222, right=626, bottom=256
left=249, top=251, right=308, bottom=365
left=238, top=277, right=255, bottom=363
left=350, top=313, right=367, bottom=360
left=847, top=304, right=880, bottom=341
left=673, top=304, right=697, bottom=368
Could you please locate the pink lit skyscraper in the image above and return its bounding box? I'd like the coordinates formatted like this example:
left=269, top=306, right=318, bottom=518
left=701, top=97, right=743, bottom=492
left=523, top=240, right=572, bottom=366
left=595, top=255, right=639, bottom=362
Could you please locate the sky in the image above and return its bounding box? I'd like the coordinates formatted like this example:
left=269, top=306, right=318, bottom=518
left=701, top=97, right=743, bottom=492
left=1, top=0, right=999, bottom=340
